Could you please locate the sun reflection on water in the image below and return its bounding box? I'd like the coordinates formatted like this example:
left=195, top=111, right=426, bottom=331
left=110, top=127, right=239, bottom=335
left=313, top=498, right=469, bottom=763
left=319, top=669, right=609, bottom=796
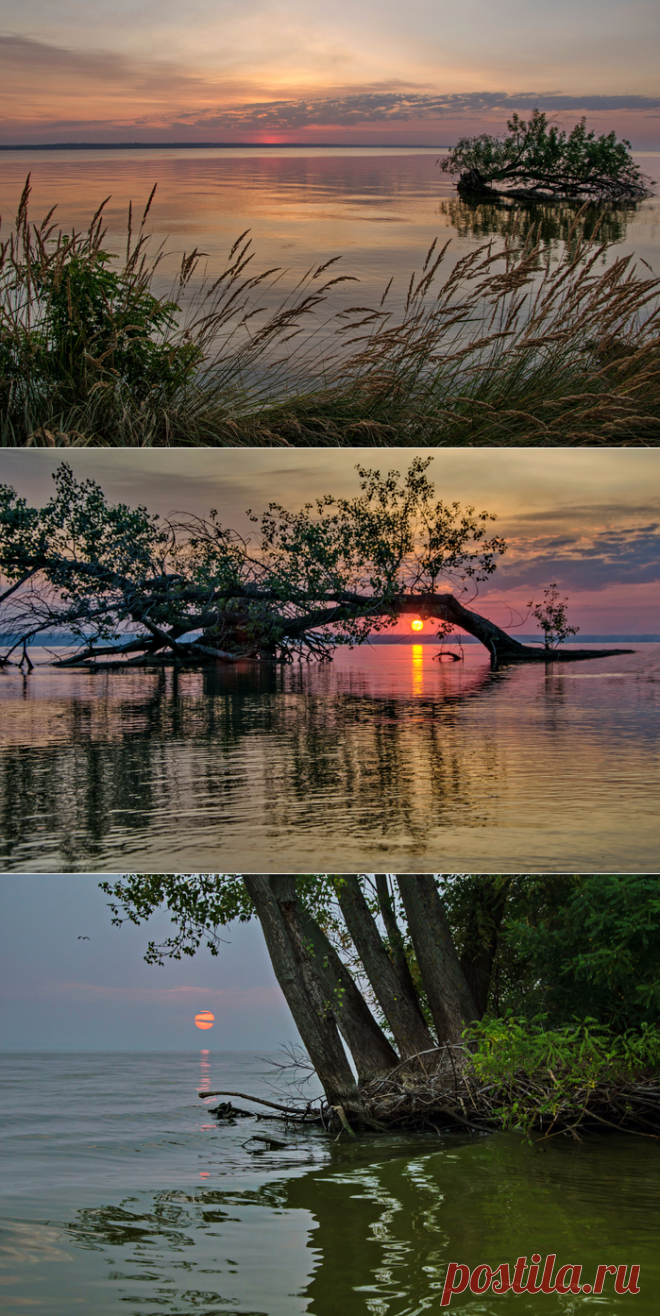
left=411, top=644, right=424, bottom=698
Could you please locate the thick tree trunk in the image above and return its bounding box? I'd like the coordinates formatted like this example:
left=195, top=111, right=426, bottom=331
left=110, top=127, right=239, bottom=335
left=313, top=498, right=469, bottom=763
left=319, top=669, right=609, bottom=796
left=46, top=587, right=633, bottom=671
left=397, top=877, right=479, bottom=1044
left=383, top=594, right=633, bottom=668
left=299, top=909, right=398, bottom=1081
left=335, top=877, right=436, bottom=1059
left=375, top=876, right=428, bottom=1029
left=242, top=876, right=362, bottom=1112
left=459, top=879, right=510, bottom=1019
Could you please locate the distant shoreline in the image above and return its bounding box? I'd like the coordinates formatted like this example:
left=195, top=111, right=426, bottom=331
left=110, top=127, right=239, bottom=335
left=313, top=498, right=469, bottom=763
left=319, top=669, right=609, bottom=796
left=0, top=142, right=447, bottom=152
left=361, top=634, right=657, bottom=645
left=2, top=634, right=657, bottom=648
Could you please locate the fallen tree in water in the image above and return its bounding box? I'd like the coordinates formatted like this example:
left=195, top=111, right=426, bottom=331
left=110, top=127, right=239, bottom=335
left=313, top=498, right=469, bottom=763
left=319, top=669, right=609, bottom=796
left=0, top=459, right=633, bottom=670
left=440, top=112, right=655, bottom=203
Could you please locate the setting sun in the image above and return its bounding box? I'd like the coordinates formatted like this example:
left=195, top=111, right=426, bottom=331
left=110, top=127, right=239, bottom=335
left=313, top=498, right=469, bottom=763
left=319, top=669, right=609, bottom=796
left=411, top=620, right=424, bottom=631
left=195, top=1011, right=215, bottom=1030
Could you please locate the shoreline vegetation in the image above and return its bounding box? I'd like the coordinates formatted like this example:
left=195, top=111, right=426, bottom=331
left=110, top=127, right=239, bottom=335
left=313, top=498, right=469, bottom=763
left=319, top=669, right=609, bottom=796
left=2, top=177, right=659, bottom=446
left=199, top=1020, right=660, bottom=1143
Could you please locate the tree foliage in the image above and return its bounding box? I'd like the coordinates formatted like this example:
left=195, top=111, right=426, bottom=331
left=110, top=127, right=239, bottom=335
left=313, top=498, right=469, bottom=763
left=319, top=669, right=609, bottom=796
left=0, top=458, right=510, bottom=666
left=102, top=874, right=660, bottom=1035
left=501, top=876, right=660, bottom=1030
left=527, top=583, right=579, bottom=649
left=441, top=111, right=654, bottom=201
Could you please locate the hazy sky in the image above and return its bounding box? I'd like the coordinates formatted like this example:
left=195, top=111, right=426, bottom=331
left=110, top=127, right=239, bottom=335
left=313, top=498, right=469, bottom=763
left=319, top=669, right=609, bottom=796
left=1, top=0, right=659, bottom=146
left=1, top=448, right=659, bottom=634
left=0, top=875, right=296, bottom=1050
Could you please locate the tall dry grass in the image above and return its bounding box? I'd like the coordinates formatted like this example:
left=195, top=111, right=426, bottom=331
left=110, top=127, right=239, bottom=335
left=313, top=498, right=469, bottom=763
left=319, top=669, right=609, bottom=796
left=1, top=179, right=659, bottom=446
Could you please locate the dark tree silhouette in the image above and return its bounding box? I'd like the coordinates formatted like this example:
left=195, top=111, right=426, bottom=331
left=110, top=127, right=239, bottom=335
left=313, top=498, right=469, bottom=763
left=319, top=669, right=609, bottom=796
left=441, top=111, right=654, bottom=202
left=1, top=459, right=632, bottom=671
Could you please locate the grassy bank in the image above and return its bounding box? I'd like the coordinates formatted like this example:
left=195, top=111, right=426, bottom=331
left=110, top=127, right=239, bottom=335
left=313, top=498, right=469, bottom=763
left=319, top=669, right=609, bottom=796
left=2, top=180, right=660, bottom=446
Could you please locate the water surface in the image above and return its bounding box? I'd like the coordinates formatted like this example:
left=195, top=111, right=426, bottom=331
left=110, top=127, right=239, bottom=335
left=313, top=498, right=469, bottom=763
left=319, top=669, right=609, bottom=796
left=0, top=1050, right=658, bottom=1316
left=1, top=147, right=658, bottom=330
left=0, top=643, right=657, bottom=872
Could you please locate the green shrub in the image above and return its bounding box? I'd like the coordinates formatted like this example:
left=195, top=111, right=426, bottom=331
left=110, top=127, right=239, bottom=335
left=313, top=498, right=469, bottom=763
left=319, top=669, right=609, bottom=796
left=465, top=1012, right=660, bottom=1133
left=0, top=180, right=202, bottom=421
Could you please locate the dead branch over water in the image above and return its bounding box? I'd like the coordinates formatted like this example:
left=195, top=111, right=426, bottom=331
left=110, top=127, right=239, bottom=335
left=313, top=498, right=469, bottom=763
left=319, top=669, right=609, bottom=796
left=200, top=1047, right=660, bottom=1143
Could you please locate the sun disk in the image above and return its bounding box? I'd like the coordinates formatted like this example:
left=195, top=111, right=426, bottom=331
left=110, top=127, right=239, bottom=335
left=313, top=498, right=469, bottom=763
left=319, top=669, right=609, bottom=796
left=195, top=1011, right=215, bottom=1030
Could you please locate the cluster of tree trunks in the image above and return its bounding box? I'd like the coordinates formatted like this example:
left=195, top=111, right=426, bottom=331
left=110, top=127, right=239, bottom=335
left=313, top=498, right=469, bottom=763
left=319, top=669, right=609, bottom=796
left=243, top=876, right=493, bottom=1121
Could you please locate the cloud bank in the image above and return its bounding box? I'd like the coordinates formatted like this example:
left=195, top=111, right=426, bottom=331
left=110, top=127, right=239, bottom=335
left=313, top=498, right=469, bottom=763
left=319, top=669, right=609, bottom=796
left=495, top=524, right=660, bottom=594
left=2, top=29, right=660, bottom=145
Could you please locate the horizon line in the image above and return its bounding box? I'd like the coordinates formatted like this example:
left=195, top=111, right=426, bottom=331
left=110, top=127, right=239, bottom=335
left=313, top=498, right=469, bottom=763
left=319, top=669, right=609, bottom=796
left=0, top=141, right=450, bottom=151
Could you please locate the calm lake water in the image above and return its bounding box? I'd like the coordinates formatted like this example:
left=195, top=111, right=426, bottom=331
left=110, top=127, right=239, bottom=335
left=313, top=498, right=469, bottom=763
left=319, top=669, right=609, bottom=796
left=1, top=147, right=658, bottom=343
left=0, top=643, right=658, bottom=873
left=1, top=1050, right=658, bottom=1316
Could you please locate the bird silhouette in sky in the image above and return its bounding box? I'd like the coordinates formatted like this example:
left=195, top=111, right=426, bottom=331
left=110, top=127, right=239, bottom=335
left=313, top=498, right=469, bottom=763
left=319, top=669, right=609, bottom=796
left=77, top=936, right=90, bottom=940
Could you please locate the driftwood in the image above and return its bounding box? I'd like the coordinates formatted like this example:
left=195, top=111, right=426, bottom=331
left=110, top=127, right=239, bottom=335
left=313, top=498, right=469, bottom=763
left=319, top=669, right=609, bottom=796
left=358, top=1049, right=660, bottom=1142
left=199, top=1089, right=323, bottom=1123
left=199, top=1052, right=660, bottom=1142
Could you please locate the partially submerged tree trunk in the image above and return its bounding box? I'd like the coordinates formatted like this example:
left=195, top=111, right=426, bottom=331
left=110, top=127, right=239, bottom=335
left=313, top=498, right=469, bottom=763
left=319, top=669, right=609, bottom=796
left=456, top=168, right=500, bottom=198
left=242, top=876, right=363, bottom=1114
left=383, top=593, right=633, bottom=668
left=12, top=590, right=632, bottom=673
left=397, top=877, right=479, bottom=1044
left=335, top=877, right=436, bottom=1059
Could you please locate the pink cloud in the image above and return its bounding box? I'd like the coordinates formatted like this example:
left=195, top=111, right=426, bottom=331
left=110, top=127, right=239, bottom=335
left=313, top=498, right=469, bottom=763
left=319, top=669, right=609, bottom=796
left=2, top=981, right=285, bottom=1005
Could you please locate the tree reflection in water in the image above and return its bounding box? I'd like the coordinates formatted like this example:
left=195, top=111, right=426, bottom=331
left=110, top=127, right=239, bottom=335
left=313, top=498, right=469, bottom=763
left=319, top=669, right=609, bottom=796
left=63, top=1132, right=660, bottom=1316
left=0, top=656, right=503, bottom=871
left=439, top=196, right=640, bottom=251
left=0, top=645, right=656, bottom=871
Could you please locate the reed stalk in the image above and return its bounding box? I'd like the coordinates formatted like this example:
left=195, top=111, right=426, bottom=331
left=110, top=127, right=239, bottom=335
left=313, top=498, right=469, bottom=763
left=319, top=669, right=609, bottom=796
left=2, top=180, right=659, bottom=446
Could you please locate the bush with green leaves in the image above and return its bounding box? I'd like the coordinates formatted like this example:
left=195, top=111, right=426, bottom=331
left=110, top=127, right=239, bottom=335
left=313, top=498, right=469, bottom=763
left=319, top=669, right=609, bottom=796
left=465, top=1012, right=660, bottom=1134
left=29, top=245, right=200, bottom=403
left=440, top=110, right=654, bottom=201
left=0, top=179, right=205, bottom=422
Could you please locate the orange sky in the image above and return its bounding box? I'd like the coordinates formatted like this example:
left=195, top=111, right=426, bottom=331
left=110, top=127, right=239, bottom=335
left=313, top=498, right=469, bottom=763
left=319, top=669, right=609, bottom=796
left=1, top=0, right=659, bottom=146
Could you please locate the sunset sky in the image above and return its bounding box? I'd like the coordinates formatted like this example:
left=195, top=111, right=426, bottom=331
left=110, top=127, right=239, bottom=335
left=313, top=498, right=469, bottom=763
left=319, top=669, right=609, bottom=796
left=0, top=875, right=293, bottom=1050
left=1, top=449, right=659, bottom=636
left=1, top=0, right=659, bottom=146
